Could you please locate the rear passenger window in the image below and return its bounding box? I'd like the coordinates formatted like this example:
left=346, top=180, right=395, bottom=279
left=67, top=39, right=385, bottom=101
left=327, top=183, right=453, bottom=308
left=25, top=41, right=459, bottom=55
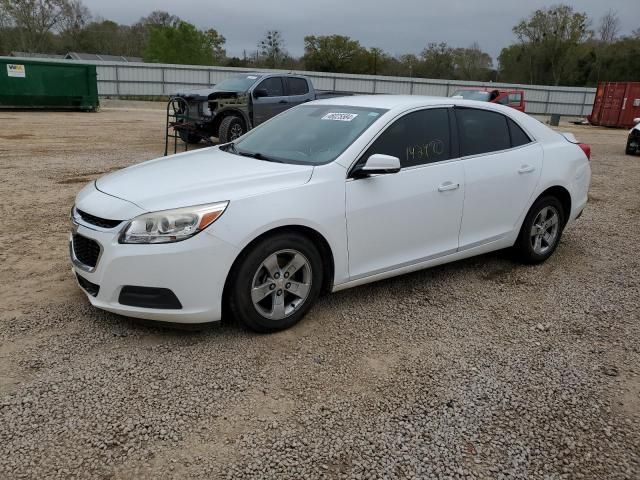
left=363, top=108, right=450, bottom=168
left=288, top=77, right=309, bottom=95
left=508, top=118, right=532, bottom=147
left=455, top=108, right=511, bottom=156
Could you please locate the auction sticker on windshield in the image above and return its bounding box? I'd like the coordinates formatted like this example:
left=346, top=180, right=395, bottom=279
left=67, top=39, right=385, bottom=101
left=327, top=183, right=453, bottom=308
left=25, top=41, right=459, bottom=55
left=322, top=113, right=359, bottom=122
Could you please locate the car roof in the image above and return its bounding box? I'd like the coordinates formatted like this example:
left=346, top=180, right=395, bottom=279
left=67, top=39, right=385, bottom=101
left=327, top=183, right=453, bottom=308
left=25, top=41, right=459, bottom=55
left=235, top=72, right=305, bottom=79
left=310, top=95, right=555, bottom=142
left=311, top=94, right=509, bottom=111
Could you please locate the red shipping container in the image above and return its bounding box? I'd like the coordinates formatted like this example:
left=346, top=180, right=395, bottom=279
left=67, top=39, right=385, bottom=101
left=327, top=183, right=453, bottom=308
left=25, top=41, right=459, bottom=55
left=589, top=82, right=640, bottom=128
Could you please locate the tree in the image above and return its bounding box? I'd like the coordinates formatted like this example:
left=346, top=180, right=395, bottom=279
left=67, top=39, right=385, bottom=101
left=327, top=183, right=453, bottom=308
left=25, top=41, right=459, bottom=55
left=0, top=0, right=71, bottom=52
left=598, top=9, right=620, bottom=43
left=144, top=20, right=225, bottom=65
left=77, top=19, right=127, bottom=55
left=420, top=42, right=455, bottom=79
left=512, top=4, right=592, bottom=85
left=204, top=28, right=225, bottom=62
left=452, top=42, right=493, bottom=80
left=58, top=0, right=90, bottom=50
left=396, top=53, right=420, bottom=77
left=597, top=36, right=640, bottom=82
left=497, top=43, right=530, bottom=84
left=258, top=30, right=286, bottom=68
left=139, top=10, right=180, bottom=28
left=303, top=35, right=368, bottom=73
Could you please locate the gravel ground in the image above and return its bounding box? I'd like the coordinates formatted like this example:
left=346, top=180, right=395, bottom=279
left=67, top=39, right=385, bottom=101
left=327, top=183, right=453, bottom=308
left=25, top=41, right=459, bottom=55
left=0, top=106, right=639, bottom=479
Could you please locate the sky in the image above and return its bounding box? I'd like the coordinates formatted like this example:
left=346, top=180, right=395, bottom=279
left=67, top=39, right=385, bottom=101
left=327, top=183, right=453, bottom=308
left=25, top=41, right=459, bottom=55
left=81, top=0, right=638, bottom=62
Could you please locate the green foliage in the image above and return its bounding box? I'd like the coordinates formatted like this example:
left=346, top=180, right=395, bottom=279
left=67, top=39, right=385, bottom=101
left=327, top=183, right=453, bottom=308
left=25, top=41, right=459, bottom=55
left=303, top=35, right=369, bottom=73
left=0, top=1, right=636, bottom=86
left=258, top=30, right=286, bottom=68
left=596, top=37, right=640, bottom=82
left=143, top=21, right=225, bottom=65
left=1, top=0, right=70, bottom=52
left=453, top=43, right=493, bottom=81
left=508, top=4, right=592, bottom=85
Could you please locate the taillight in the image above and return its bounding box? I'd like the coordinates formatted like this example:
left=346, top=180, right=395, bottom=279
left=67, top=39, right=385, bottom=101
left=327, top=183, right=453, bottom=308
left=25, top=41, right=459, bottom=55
left=579, top=143, right=591, bottom=160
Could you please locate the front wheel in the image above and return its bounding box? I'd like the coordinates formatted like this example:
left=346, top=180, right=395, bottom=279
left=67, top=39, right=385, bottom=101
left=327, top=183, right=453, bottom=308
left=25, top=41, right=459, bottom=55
left=514, top=196, right=565, bottom=264
left=228, top=233, right=323, bottom=332
left=219, top=115, right=246, bottom=143
left=178, top=129, right=202, bottom=144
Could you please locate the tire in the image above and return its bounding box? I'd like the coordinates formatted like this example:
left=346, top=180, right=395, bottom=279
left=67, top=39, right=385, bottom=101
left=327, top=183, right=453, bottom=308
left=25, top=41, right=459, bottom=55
left=626, top=140, right=634, bottom=155
left=514, top=196, right=565, bottom=264
left=178, top=129, right=201, bottom=144
left=218, top=115, right=246, bottom=143
left=228, top=232, right=323, bottom=332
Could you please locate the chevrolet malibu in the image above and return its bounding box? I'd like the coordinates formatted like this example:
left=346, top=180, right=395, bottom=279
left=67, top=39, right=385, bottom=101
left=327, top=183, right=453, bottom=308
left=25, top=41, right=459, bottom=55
left=70, top=96, right=591, bottom=332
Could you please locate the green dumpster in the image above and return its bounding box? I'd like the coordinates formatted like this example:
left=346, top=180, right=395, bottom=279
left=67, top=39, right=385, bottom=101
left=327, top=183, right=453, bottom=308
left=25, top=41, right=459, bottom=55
left=0, top=57, right=99, bottom=111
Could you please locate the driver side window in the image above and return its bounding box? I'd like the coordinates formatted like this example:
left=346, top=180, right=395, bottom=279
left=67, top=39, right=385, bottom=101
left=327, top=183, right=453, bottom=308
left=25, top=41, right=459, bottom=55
left=256, top=77, right=284, bottom=97
left=362, top=108, right=451, bottom=168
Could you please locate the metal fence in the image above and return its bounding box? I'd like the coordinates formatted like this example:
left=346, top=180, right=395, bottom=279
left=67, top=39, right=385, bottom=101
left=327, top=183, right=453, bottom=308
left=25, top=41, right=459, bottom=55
left=8, top=57, right=597, bottom=116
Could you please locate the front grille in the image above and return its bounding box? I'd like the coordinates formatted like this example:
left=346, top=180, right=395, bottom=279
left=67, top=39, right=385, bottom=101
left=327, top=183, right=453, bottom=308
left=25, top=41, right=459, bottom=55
left=77, top=209, right=122, bottom=229
left=72, top=234, right=101, bottom=268
left=76, top=273, right=100, bottom=297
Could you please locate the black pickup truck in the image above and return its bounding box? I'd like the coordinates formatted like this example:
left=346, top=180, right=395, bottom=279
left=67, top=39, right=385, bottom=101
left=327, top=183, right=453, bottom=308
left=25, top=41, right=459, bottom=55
left=168, top=72, right=350, bottom=149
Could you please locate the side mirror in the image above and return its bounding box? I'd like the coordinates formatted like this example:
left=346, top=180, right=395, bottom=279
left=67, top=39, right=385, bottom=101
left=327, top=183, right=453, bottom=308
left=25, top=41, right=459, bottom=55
left=253, top=88, right=268, bottom=99
left=633, top=118, right=640, bottom=125
left=352, top=154, right=401, bottom=178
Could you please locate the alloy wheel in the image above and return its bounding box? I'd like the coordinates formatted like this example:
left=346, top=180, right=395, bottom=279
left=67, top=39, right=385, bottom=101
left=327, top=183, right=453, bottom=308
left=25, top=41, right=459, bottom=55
left=250, top=249, right=312, bottom=320
left=530, top=206, right=560, bottom=255
left=230, top=123, right=243, bottom=140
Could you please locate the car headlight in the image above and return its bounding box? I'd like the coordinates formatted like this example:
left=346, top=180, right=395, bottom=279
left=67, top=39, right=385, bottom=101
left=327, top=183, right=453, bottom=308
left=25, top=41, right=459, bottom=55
left=119, top=201, right=229, bottom=244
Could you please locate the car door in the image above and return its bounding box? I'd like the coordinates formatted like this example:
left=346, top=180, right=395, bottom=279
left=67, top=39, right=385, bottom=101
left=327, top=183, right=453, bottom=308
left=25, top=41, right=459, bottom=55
left=508, top=92, right=525, bottom=112
left=252, top=76, right=288, bottom=126
left=455, top=107, right=542, bottom=250
left=346, top=108, right=465, bottom=279
left=285, top=77, right=312, bottom=108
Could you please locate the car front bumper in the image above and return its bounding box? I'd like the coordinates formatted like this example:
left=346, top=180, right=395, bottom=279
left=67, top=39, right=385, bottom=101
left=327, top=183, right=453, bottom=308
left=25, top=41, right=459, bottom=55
left=70, top=222, right=240, bottom=324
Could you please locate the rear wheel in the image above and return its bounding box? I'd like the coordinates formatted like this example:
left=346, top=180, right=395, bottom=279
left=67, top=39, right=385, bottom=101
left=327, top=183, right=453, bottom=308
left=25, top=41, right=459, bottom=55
left=514, top=196, right=565, bottom=264
left=228, top=233, right=323, bottom=332
left=219, top=115, right=246, bottom=143
left=626, top=139, right=635, bottom=155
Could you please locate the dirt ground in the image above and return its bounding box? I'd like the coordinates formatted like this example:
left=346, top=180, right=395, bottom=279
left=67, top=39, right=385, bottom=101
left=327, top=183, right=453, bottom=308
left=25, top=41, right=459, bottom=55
left=0, top=105, right=638, bottom=479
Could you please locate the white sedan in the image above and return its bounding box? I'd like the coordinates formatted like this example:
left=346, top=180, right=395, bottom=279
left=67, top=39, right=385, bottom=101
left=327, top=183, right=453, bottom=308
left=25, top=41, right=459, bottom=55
left=70, top=95, right=591, bottom=332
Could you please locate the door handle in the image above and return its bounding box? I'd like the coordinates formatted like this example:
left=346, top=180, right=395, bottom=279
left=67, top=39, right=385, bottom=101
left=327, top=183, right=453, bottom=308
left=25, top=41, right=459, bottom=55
left=438, top=182, right=460, bottom=192
left=518, top=165, right=535, bottom=174
left=278, top=100, right=288, bottom=104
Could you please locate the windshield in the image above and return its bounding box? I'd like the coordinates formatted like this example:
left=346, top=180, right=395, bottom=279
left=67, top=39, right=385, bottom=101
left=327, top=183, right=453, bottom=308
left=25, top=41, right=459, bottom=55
left=232, top=105, right=388, bottom=165
left=214, top=74, right=261, bottom=92
left=452, top=90, right=491, bottom=101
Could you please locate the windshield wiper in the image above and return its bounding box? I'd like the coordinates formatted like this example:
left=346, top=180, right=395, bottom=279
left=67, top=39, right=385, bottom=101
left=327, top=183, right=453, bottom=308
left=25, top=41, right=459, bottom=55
left=236, top=149, right=283, bottom=163
left=223, top=142, right=283, bottom=163
left=224, top=142, right=239, bottom=154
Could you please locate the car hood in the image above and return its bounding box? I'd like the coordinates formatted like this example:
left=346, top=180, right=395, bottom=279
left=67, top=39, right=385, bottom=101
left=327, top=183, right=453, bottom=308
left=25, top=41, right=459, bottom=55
left=95, top=147, right=314, bottom=212
left=174, top=86, right=245, bottom=101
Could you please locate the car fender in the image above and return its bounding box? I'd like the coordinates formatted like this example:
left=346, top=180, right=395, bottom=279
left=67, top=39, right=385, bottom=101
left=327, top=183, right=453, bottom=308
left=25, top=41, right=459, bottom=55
left=215, top=106, right=253, bottom=130
left=206, top=162, right=350, bottom=285
left=524, top=141, right=590, bottom=226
